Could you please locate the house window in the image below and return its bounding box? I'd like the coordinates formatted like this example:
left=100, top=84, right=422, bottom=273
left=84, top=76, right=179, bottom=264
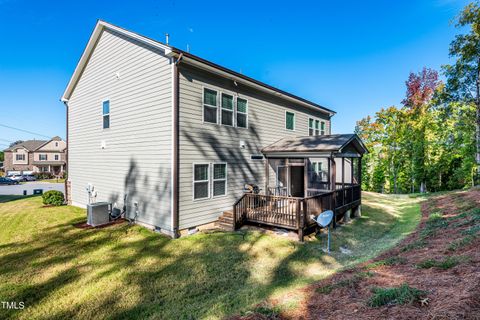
left=41, top=166, right=49, bottom=172
left=15, top=154, right=25, bottom=161
left=54, top=155, right=59, bottom=161
left=221, top=93, right=234, bottom=126
left=285, top=111, right=295, bottom=130
left=193, top=164, right=210, bottom=200
left=55, top=142, right=58, bottom=147
left=236, top=98, right=248, bottom=128
left=203, top=88, right=218, bottom=124
left=250, top=154, right=264, bottom=161
left=309, top=118, right=322, bottom=136
left=321, top=121, right=326, bottom=135
left=103, top=100, right=110, bottom=129
left=212, top=163, right=227, bottom=197
left=39, top=154, right=47, bottom=161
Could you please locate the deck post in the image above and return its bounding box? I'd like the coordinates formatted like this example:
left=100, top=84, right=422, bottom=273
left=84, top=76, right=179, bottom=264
left=342, top=158, right=345, bottom=207
left=330, top=156, right=337, bottom=228
left=304, top=158, right=308, bottom=197
left=264, top=157, right=269, bottom=195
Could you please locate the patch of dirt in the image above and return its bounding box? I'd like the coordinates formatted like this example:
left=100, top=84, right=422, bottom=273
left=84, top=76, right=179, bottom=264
left=232, top=188, right=480, bottom=320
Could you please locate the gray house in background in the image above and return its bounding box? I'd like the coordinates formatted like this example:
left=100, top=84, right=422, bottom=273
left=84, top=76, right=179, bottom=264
left=62, top=21, right=366, bottom=239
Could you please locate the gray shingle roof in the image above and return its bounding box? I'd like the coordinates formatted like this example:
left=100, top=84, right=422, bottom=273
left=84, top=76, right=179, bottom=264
left=262, top=134, right=368, bottom=154
left=4, top=140, right=48, bottom=152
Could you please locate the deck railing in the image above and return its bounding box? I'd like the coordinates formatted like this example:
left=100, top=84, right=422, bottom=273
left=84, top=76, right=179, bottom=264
left=233, top=184, right=362, bottom=239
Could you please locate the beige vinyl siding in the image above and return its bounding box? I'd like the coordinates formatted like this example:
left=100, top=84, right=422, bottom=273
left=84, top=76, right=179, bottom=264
left=68, top=29, right=173, bottom=231
left=177, top=65, right=331, bottom=229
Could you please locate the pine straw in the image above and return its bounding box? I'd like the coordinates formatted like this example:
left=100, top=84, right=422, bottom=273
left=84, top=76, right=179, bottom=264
left=233, top=189, right=480, bottom=320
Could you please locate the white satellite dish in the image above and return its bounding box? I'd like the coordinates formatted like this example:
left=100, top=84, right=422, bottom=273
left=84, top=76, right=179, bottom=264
left=312, top=210, right=334, bottom=254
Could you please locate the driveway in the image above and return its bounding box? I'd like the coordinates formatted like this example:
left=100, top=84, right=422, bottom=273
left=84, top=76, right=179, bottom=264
left=0, top=182, right=65, bottom=195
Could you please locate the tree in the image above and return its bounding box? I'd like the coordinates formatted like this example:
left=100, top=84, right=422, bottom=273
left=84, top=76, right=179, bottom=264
left=9, top=140, right=23, bottom=148
left=0, top=151, right=3, bottom=162
left=443, top=1, right=480, bottom=183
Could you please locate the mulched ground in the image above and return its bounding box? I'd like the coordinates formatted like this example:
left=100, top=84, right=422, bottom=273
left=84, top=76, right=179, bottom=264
left=233, top=188, right=480, bottom=320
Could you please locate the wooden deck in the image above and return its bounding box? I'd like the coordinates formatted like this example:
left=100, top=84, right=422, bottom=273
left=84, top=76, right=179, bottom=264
left=233, top=184, right=362, bottom=240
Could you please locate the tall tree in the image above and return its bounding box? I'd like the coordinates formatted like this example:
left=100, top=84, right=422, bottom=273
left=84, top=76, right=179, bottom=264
left=443, top=1, right=480, bottom=183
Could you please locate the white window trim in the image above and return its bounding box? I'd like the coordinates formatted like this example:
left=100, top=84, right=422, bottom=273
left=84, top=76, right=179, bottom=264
left=54, top=154, right=59, bottom=161
left=39, top=154, right=48, bottom=161
left=212, top=162, right=228, bottom=198
left=220, top=93, right=234, bottom=127
left=102, top=99, right=110, bottom=130
left=236, top=96, right=249, bottom=129
left=15, top=154, right=26, bottom=161
left=192, top=163, right=210, bottom=201
left=285, top=110, right=296, bottom=131
left=202, top=87, right=219, bottom=125
left=308, top=117, right=326, bottom=136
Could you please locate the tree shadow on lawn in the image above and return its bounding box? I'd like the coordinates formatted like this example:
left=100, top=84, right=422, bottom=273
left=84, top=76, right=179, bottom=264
left=0, top=195, right=420, bottom=320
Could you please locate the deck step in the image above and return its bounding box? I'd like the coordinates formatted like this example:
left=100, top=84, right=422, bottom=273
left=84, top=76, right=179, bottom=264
left=222, top=211, right=234, bottom=218
left=216, top=211, right=235, bottom=231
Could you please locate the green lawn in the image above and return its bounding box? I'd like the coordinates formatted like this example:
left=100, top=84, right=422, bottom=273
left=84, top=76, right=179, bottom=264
left=0, top=192, right=421, bottom=320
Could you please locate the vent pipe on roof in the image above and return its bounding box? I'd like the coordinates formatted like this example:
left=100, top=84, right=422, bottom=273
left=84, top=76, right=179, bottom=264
left=165, top=33, right=169, bottom=45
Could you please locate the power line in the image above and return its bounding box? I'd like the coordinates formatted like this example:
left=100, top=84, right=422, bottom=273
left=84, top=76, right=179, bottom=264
left=0, top=124, right=51, bottom=139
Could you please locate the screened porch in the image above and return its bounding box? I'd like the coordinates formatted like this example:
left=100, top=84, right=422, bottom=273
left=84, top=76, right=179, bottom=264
left=232, top=134, right=368, bottom=241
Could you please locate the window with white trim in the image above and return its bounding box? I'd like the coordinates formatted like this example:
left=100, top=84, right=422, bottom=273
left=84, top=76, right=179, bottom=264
left=203, top=88, right=218, bottom=124
left=54, top=154, right=59, bottom=161
left=15, top=154, right=25, bottom=161
left=236, top=98, right=248, bottom=128
left=103, top=100, right=110, bottom=129
left=221, top=93, right=234, bottom=126
left=285, top=111, right=295, bottom=130
left=39, top=154, right=47, bottom=161
left=309, top=118, right=323, bottom=136
left=321, top=121, right=326, bottom=135
left=193, top=164, right=210, bottom=200
left=212, top=163, right=227, bottom=196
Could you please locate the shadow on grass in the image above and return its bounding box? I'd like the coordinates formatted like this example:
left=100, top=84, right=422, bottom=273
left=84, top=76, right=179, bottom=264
left=0, top=192, right=422, bottom=320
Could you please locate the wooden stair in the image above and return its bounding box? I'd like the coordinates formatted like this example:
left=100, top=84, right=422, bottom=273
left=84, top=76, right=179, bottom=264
left=216, top=211, right=235, bottom=231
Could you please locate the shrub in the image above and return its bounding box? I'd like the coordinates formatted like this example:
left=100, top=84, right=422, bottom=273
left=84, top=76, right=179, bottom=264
left=42, top=190, right=65, bottom=206
left=367, top=283, right=427, bottom=307
left=34, top=172, right=53, bottom=180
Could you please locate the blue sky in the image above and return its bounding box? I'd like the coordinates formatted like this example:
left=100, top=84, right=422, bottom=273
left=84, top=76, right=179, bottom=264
left=0, top=0, right=470, bottom=147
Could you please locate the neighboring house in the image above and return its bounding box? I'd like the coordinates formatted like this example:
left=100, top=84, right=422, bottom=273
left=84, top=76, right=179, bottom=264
left=3, top=137, right=66, bottom=176
left=61, top=21, right=367, bottom=239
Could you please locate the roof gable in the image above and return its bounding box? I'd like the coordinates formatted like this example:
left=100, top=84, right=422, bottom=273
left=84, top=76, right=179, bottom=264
left=61, top=21, right=335, bottom=116
left=262, top=134, right=368, bottom=155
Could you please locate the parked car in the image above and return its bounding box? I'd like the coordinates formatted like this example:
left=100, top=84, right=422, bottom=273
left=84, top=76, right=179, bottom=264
left=0, top=177, right=19, bottom=185
left=6, top=175, right=26, bottom=182
left=22, top=174, right=36, bottom=181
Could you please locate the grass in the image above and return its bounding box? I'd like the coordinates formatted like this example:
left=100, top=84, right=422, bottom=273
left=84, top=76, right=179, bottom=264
left=0, top=192, right=422, bottom=320
left=367, top=283, right=427, bottom=307
left=401, top=239, right=427, bottom=252
left=316, top=271, right=374, bottom=294
left=420, top=212, right=449, bottom=239
left=365, top=256, right=407, bottom=269
left=415, top=256, right=464, bottom=270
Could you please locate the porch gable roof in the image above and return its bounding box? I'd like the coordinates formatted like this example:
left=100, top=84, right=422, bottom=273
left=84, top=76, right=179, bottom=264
left=261, top=134, right=368, bottom=156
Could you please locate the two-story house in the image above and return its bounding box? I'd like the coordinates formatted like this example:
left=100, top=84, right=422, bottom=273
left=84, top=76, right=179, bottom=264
left=61, top=21, right=367, bottom=240
left=3, top=136, right=66, bottom=176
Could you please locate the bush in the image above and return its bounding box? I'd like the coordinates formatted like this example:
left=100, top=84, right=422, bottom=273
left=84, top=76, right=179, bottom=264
left=34, top=172, right=53, bottom=180
left=42, top=190, right=65, bottom=206
left=367, top=283, right=427, bottom=307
